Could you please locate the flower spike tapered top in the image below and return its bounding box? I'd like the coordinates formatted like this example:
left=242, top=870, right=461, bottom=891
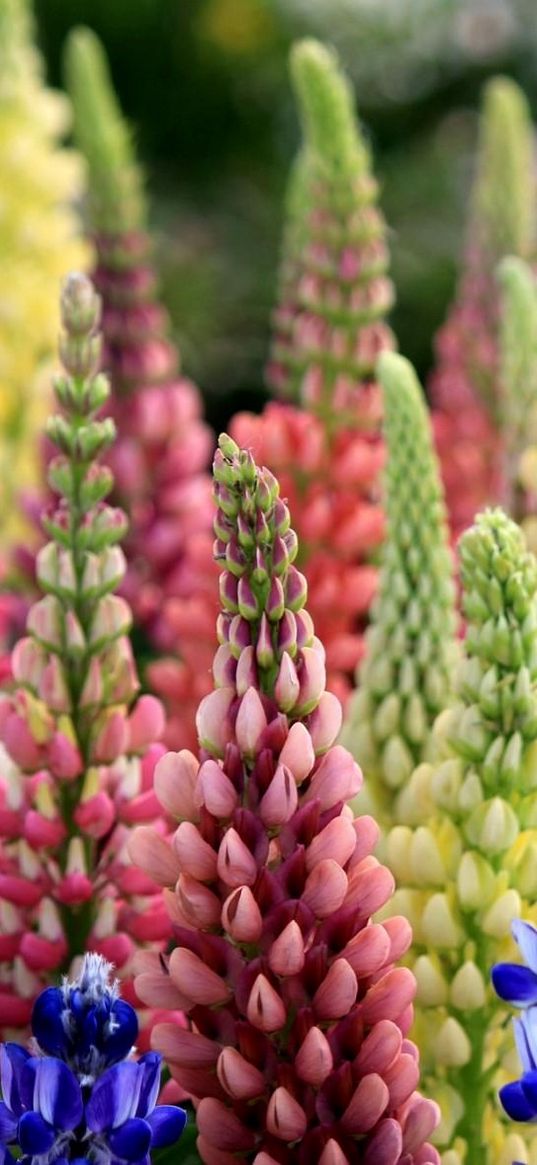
left=385, top=508, right=537, bottom=1164
left=341, top=352, right=458, bottom=831
left=0, top=274, right=169, bottom=1033
left=429, top=77, right=536, bottom=539
left=0, top=952, right=186, bottom=1164
left=232, top=38, right=395, bottom=704
left=498, top=257, right=537, bottom=548
left=131, top=433, right=440, bottom=1164
left=65, top=28, right=216, bottom=751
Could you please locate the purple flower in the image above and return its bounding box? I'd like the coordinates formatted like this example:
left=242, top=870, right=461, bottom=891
left=492, top=919, right=537, bottom=1124
left=492, top=919, right=537, bottom=1006
left=86, top=1052, right=185, bottom=1161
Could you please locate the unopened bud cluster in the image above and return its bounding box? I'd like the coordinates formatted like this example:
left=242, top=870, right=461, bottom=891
left=385, top=509, right=537, bottom=1164
left=0, top=274, right=169, bottom=1033
left=131, top=434, right=440, bottom=1164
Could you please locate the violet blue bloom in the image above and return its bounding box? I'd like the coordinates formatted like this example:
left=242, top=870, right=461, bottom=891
left=492, top=919, right=537, bottom=1007
left=492, top=919, right=537, bottom=1124
left=0, top=954, right=186, bottom=1163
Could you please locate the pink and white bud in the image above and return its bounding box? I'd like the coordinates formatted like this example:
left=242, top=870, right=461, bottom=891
left=195, top=759, right=238, bottom=818
left=266, top=1087, right=307, bottom=1142
left=278, top=721, right=315, bottom=783
left=128, top=826, right=180, bottom=887
left=268, top=920, right=305, bottom=976
left=235, top=645, right=257, bottom=696
left=235, top=688, right=267, bottom=757
left=176, top=874, right=221, bottom=929
left=196, top=687, right=235, bottom=755
left=128, top=695, right=164, bottom=752
left=306, top=691, right=343, bottom=754
left=274, top=653, right=299, bottom=713
left=295, top=646, right=326, bottom=714
left=173, top=821, right=218, bottom=882
left=306, top=815, right=356, bottom=871
left=319, top=1141, right=349, bottom=1165
left=154, top=749, right=200, bottom=820
left=217, top=1047, right=265, bottom=1100
left=259, top=763, right=298, bottom=827
left=222, top=886, right=263, bottom=943
left=313, top=958, right=358, bottom=1020
left=303, top=859, right=348, bottom=918
left=247, top=974, right=286, bottom=1032
left=303, top=746, right=362, bottom=809
left=217, top=828, right=258, bottom=888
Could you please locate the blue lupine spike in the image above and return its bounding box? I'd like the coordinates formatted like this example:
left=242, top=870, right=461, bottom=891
left=491, top=962, right=537, bottom=1005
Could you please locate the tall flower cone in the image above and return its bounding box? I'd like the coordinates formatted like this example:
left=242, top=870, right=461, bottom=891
left=341, top=352, right=458, bottom=832
left=0, top=0, right=88, bottom=546
left=429, top=77, right=536, bottom=539
left=0, top=274, right=170, bottom=1035
left=232, top=38, right=395, bottom=705
left=385, top=508, right=537, bottom=1164
left=64, top=28, right=216, bottom=751
left=130, top=433, right=440, bottom=1164
left=498, top=256, right=537, bottom=550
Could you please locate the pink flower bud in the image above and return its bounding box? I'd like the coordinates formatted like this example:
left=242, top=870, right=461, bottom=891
left=346, top=858, right=395, bottom=920
left=90, top=594, right=131, bottom=643
left=295, top=1025, right=333, bottom=1085
left=384, top=1053, right=419, bottom=1108
left=74, top=791, right=115, bottom=839
left=319, top=1141, right=349, bottom=1165
left=361, top=968, right=416, bottom=1026
left=154, top=749, right=199, bottom=820
left=306, top=816, right=356, bottom=871
left=235, top=688, right=267, bottom=757
left=383, top=915, right=413, bottom=963
left=152, top=1025, right=219, bottom=1068
left=48, top=731, right=83, bottom=780
left=174, top=821, right=218, bottom=881
left=213, top=644, right=237, bottom=688
left=401, top=1097, right=440, bottom=1154
left=278, top=721, right=315, bottom=783
left=217, top=828, right=257, bottom=888
left=313, top=958, right=357, bottom=1020
left=197, top=1098, right=256, bottom=1153
left=274, top=652, right=299, bottom=713
left=196, top=687, right=235, bottom=755
left=79, top=657, right=104, bottom=707
left=268, top=920, right=305, bottom=976
left=303, top=860, right=348, bottom=918
left=92, top=710, right=128, bottom=764
left=303, top=746, right=362, bottom=809
left=3, top=713, right=43, bottom=771
left=128, top=826, right=180, bottom=887
left=128, top=695, right=164, bottom=751
left=24, top=811, right=66, bottom=849
left=266, top=577, right=285, bottom=622
left=176, top=874, right=221, bottom=929
left=256, top=613, right=274, bottom=669
left=362, top=1118, right=402, bottom=1165
left=266, top=1087, right=307, bottom=1141
left=217, top=1047, right=265, bottom=1099
left=247, top=974, right=286, bottom=1032
left=222, top=886, right=263, bottom=942
left=259, top=764, right=298, bottom=827
left=342, top=1073, right=390, bottom=1133
left=11, top=638, right=45, bottom=686
left=169, top=949, right=231, bottom=1007
left=195, top=759, right=238, bottom=818
left=355, top=1020, right=403, bottom=1076
left=235, top=645, right=257, bottom=696
left=306, top=691, right=342, bottom=754
left=342, top=922, right=391, bottom=977
left=27, top=596, right=62, bottom=649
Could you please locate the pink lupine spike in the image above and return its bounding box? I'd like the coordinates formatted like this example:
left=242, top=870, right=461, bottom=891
left=133, top=434, right=438, bottom=1161
left=154, top=749, right=200, bottom=820
left=128, top=826, right=179, bottom=887
left=153, top=1025, right=220, bottom=1068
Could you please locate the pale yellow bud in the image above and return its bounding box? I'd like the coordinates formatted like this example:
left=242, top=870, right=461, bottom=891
left=385, top=826, right=413, bottom=883
left=430, top=758, right=463, bottom=812
left=389, top=888, right=426, bottom=941
left=466, top=796, right=519, bottom=853
left=482, top=888, right=522, bottom=938
left=413, top=954, right=448, bottom=1006
left=382, top=734, right=414, bottom=789
left=433, top=1082, right=465, bottom=1146
left=374, top=693, right=400, bottom=741
left=450, top=960, right=487, bottom=1010
left=498, top=1133, right=529, bottom=1165
left=395, top=762, right=434, bottom=825
left=457, top=770, right=484, bottom=812
left=441, top=1152, right=463, bottom=1165
left=421, top=892, right=464, bottom=948
left=457, top=851, right=495, bottom=911
left=436, top=1017, right=472, bottom=1067
left=410, top=826, right=446, bottom=885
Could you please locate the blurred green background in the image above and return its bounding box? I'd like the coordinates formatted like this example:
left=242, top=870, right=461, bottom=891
left=35, top=0, right=537, bottom=429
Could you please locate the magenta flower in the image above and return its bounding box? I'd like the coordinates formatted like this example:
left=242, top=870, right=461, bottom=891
left=131, top=434, right=439, bottom=1163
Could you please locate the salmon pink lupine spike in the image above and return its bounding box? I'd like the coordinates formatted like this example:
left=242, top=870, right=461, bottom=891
left=385, top=509, right=537, bottom=1163
left=64, top=28, right=216, bottom=750
left=341, top=353, right=458, bottom=833
left=498, top=257, right=537, bottom=547
left=0, top=273, right=169, bottom=1034
left=232, top=39, right=395, bottom=705
left=429, top=76, right=536, bottom=540
left=130, top=433, right=440, bottom=1164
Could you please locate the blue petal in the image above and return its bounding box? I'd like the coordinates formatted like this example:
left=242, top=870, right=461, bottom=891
left=31, top=989, right=68, bottom=1058
left=108, top=1117, right=152, bottom=1161
left=105, top=1001, right=138, bottom=1064
left=0, top=1102, right=17, bottom=1144
left=18, top=1112, right=55, bottom=1155
left=135, top=1055, right=161, bottom=1119
left=86, top=1062, right=141, bottom=1132
left=147, top=1105, right=187, bottom=1148
left=0, top=1045, right=30, bottom=1117
left=521, top=1070, right=537, bottom=1113
left=500, top=1079, right=537, bottom=1121
left=514, top=1015, right=536, bottom=1074
left=513, top=920, right=537, bottom=974
left=28, top=1057, right=83, bottom=1131
left=491, top=963, right=537, bottom=1006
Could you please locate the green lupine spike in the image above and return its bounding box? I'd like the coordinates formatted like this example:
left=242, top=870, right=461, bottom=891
left=473, top=78, right=534, bottom=261
left=498, top=256, right=537, bottom=532
left=289, top=38, right=368, bottom=179
left=341, top=352, right=458, bottom=831
left=267, top=37, right=394, bottom=408
left=386, top=508, right=537, bottom=1164
left=64, top=27, right=146, bottom=234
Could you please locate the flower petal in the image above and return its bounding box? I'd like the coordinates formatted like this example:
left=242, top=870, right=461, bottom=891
left=520, top=1069, right=537, bottom=1115
left=491, top=963, right=537, bottom=1006
left=514, top=1015, right=536, bottom=1074
left=31, top=988, right=68, bottom=1058
left=500, top=1079, right=536, bottom=1121
left=108, top=1117, right=152, bottom=1161
left=147, top=1105, right=187, bottom=1148
left=0, top=1045, right=30, bottom=1116
left=30, top=1058, right=83, bottom=1131
left=0, top=1101, right=17, bottom=1144
left=18, top=1112, right=55, bottom=1156
left=86, top=1062, right=141, bottom=1132
left=135, top=1054, right=161, bottom=1119
left=513, top=920, right=537, bottom=974
left=105, top=1002, right=138, bottom=1065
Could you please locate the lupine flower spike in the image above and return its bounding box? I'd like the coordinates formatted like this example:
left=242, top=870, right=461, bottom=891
left=64, top=28, right=216, bottom=750
left=429, top=77, right=536, bottom=539
left=492, top=918, right=537, bottom=1131
left=0, top=274, right=170, bottom=1034
left=385, top=509, right=537, bottom=1164
left=130, top=433, right=440, bottom=1164
left=232, top=38, right=395, bottom=704
left=0, top=952, right=186, bottom=1163
left=341, top=352, right=458, bottom=832
left=0, top=0, right=88, bottom=546
left=498, top=257, right=537, bottom=550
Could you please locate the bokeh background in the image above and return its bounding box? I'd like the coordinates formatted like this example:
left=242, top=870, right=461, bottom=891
left=35, top=0, right=537, bottom=429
